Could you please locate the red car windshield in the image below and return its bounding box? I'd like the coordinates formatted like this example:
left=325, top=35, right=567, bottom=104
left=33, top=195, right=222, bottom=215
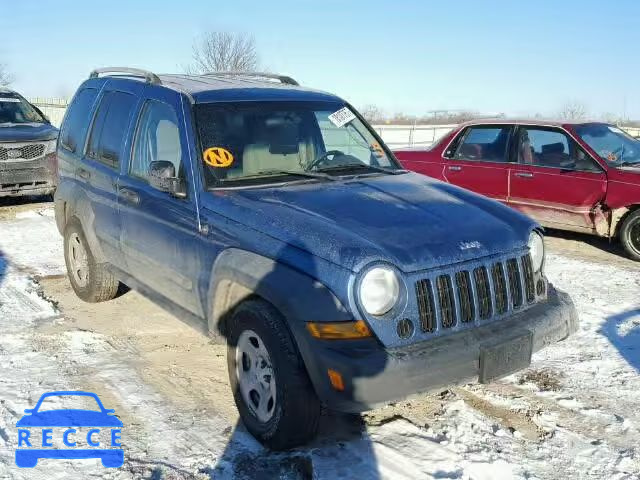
left=575, top=123, right=640, bottom=166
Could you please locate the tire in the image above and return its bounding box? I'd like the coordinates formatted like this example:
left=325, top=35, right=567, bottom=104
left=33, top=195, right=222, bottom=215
left=620, top=210, right=640, bottom=262
left=63, top=218, right=120, bottom=302
left=227, top=299, right=320, bottom=450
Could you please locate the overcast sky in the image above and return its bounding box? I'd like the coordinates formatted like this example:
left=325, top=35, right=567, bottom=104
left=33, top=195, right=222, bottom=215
left=3, top=0, right=639, bottom=118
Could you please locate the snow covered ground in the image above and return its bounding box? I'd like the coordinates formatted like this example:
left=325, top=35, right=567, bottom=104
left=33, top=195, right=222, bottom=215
left=0, top=204, right=638, bottom=479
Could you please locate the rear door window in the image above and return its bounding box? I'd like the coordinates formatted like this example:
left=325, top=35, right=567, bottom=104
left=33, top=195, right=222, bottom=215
left=59, top=88, right=99, bottom=153
left=86, top=91, right=137, bottom=169
left=452, top=126, right=512, bottom=163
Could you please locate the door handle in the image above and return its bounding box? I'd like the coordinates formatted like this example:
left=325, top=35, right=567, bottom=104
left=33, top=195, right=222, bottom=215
left=118, top=187, right=140, bottom=205
left=76, top=167, right=91, bottom=180
left=448, top=165, right=463, bottom=171
left=515, top=172, right=534, bottom=178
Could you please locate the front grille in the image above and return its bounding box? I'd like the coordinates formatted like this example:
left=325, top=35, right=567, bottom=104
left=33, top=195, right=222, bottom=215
left=436, top=275, right=456, bottom=329
left=455, top=271, right=474, bottom=323
left=415, top=279, right=436, bottom=333
left=0, top=143, right=45, bottom=161
left=415, top=253, right=537, bottom=334
left=521, top=255, right=536, bottom=303
left=492, top=262, right=508, bottom=314
left=474, top=266, right=492, bottom=319
left=506, top=258, right=523, bottom=308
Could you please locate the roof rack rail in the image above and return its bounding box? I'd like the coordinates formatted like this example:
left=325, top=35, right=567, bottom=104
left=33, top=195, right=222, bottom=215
left=203, top=71, right=299, bottom=86
left=89, top=67, right=162, bottom=85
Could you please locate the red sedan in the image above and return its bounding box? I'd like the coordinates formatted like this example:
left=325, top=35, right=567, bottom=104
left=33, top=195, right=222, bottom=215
left=395, top=120, right=640, bottom=260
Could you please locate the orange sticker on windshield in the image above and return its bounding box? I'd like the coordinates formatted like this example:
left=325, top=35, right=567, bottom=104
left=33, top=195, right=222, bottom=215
left=371, top=142, right=385, bottom=158
left=203, top=147, right=234, bottom=167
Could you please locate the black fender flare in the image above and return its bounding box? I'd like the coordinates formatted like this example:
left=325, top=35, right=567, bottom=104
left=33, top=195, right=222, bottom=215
left=206, top=248, right=352, bottom=337
left=206, top=248, right=354, bottom=397
left=57, top=182, right=109, bottom=264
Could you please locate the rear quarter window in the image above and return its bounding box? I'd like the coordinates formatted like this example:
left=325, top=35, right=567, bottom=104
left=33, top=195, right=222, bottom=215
left=59, top=88, right=99, bottom=153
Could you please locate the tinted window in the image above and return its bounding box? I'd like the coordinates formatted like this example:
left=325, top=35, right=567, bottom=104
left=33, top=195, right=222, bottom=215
left=517, top=127, right=600, bottom=172
left=60, top=88, right=98, bottom=153
left=131, top=100, right=183, bottom=180
left=453, top=126, right=512, bottom=162
left=86, top=91, right=136, bottom=168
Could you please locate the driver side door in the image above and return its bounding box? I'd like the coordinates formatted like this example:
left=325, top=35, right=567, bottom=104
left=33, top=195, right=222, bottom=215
left=118, top=87, right=204, bottom=317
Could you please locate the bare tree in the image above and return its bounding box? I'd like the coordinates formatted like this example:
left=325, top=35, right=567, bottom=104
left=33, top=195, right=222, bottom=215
left=0, top=62, right=12, bottom=86
left=188, top=32, right=259, bottom=73
left=359, top=104, right=384, bottom=123
left=558, top=101, right=587, bottom=121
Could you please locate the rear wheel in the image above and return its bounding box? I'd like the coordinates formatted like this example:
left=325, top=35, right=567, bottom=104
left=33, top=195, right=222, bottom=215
left=227, top=299, right=320, bottom=450
left=63, top=218, right=120, bottom=302
left=620, top=210, right=640, bottom=261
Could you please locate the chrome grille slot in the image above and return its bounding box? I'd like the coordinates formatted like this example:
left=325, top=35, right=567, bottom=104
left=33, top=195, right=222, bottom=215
left=473, top=266, right=492, bottom=319
left=415, top=279, right=436, bottom=333
left=455, top=271, right=474, bottom=323
left=436, top=275, right=456, bottom=329
left=506, top=258, right=523, bottom=308
left=491, top=262, right=508, bottom=314
left=521, top=254, right=535, bottom=303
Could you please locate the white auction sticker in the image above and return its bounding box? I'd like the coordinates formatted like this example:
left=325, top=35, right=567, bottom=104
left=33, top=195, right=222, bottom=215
left=0, top=97, right=21, bottom=103
left=328, top=107, right=356, bottom=127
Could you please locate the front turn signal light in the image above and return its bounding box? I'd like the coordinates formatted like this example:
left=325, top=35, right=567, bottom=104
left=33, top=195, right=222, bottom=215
left=306, top=320, right=372, bottom=340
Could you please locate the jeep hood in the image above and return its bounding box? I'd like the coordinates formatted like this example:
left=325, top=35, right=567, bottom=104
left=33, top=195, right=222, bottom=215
left=0, top=122, right=58, bottom=142
left=223, top=173, right=536, bottom=273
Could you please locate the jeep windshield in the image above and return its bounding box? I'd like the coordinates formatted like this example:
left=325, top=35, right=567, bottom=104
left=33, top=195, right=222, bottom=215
left=195, top=101, right=402, bottom=187
left=574, top=123, right=640, bottom=167
left=0, top=93, right=46, bottom=125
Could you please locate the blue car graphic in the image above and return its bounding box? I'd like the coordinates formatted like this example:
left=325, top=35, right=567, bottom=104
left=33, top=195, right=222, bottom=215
left=15, top=391, right=123, bottom=468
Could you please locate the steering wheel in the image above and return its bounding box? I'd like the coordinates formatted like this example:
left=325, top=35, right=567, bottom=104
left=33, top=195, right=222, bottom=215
left=305, top=150, right=346, bottom=171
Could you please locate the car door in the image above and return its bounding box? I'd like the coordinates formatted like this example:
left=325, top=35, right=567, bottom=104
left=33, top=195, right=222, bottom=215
left=117, top=86, right=204, bottom=317
left=508, top=125, right=608, bottom=232
left=442, top=125, right=513, bottom=203
left=80, top=82, right=142, bottom=269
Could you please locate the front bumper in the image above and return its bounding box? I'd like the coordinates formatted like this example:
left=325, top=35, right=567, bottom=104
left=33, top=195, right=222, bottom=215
left=307, top=285, right=578, bottom=412
left=0, top=155, right=57, bottom=197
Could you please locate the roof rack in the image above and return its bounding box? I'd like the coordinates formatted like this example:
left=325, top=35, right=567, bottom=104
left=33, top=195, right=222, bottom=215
left=203, top=71, right=299, bottom=86
left=89, top=67, right=161, bottom=85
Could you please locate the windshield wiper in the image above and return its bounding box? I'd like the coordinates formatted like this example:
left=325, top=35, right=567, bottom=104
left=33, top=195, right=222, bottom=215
left=221, top=169, right=336, bottom=183
left=315, top=163, right=408, bottom=176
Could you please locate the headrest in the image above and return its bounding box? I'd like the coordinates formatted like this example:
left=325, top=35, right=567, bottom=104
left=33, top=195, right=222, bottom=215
left=541, top=142, right=565, bottom=154
left=264, top=116, right=300, bottom=155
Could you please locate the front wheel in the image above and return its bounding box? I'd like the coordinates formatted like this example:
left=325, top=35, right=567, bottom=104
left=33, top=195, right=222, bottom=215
left=227, top=299, right=320, bottom=450
left=620, top=210, right=640, bottom=261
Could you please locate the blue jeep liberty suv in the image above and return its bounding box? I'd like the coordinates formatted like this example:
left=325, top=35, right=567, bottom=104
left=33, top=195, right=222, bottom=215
left=55, top=68, right=578, bottom=449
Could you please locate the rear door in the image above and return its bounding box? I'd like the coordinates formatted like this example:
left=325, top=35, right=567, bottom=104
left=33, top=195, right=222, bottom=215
left=443, top=125, right=513, bottom=202
left=80, top=82, right=141, bottom=269
left=508, top=125, right=607, bottom=231
left=117, top=86, right=204, bottom=316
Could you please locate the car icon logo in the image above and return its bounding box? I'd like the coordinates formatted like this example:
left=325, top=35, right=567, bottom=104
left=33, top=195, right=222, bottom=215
left=7, top=149, right=21, bottom=159
left=15, top=391, right=123, bottom=468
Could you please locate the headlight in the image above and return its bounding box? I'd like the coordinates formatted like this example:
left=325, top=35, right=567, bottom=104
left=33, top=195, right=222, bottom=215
left=528, top=231, right=545, bottom=272
left=44, top=139, right=56, bottom=155
left=359, top=266, right=400, bottom=316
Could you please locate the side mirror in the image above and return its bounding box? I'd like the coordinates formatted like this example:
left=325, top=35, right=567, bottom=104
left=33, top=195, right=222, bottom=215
left=148, top=161, right=187, bottom=198
left=23, top=409, right=34, bottom=414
